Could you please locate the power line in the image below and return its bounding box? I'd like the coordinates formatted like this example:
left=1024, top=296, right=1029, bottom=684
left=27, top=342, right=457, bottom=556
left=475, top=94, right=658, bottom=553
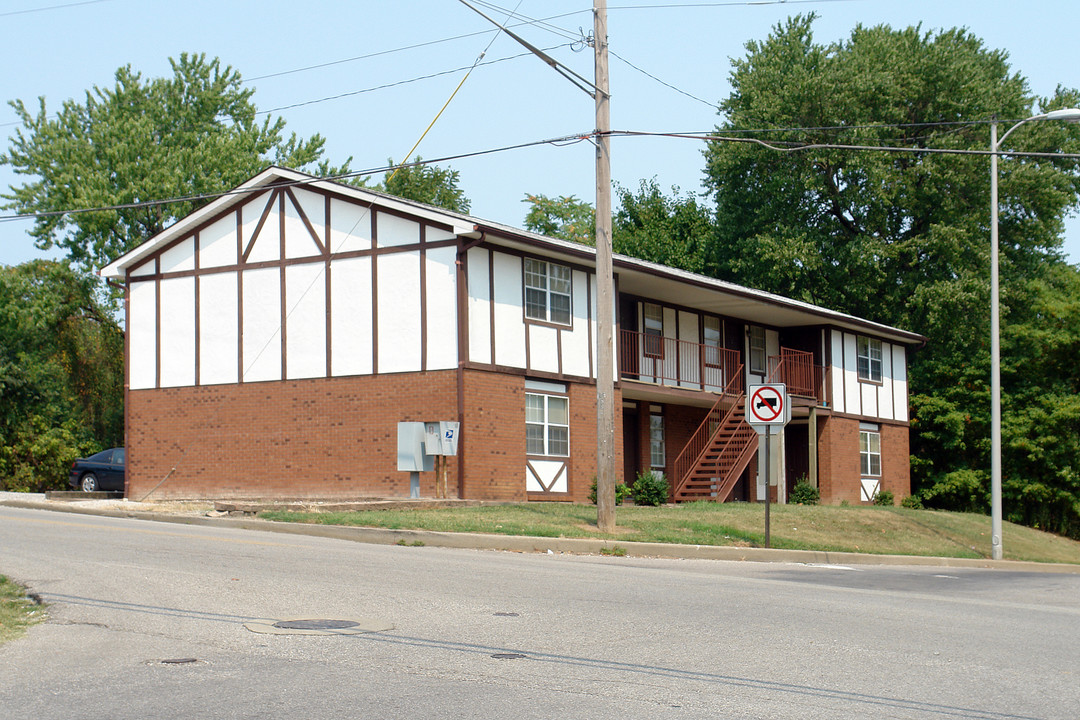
left=0, top=0, right=109, bottom=18
left=0, top=133, right=593, bottom=224
left=255, top=44, right=570, bottom=116
left=609, top=49, right=719, bottom=110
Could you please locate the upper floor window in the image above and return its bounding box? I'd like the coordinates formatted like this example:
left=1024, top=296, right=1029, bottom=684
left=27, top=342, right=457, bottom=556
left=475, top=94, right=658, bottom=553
left=749, top=325, right=766, bottom=374
left=524, top=258, right=572, bottom=325
left=857, top=337, right=883, bottom=382
left=526, top=392, right=569, bottom=457
left=643, top=303, right=664, bottom=358
left=703, top=316, right=722, bottom=367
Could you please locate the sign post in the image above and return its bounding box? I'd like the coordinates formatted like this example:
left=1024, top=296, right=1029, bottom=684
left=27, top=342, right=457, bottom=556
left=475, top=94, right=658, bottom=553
left=747, top=384, right=791, bottom=548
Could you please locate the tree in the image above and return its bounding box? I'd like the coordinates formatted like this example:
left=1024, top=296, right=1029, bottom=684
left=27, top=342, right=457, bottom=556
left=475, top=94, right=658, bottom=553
left=365, top=156, right=470, bottom=213
left=2, top=53, right=349, bottom=278
left=613, top=179, right=712, bottom=274
left=0, top=261, right=122, bottom=491
left=704, top=14, right=1080, bottom=535
left=522, top=193, right=595, bottom=244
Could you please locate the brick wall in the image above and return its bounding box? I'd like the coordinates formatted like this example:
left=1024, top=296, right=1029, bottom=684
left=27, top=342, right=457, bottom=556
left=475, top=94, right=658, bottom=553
left=817, top=414, right=910, bottom=504
left=127, top=372, right=459, bottom=500
left=460, top=370, right=524, bottom=500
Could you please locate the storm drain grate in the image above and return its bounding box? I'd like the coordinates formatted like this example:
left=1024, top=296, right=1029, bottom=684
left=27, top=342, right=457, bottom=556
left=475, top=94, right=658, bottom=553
left=493, top=612, right=519, bottom=617
left=160, top=658, right=198, bottom=665
left=273, top=619, right=361, bottom=631
left=491, top=653, right=527, bottom=660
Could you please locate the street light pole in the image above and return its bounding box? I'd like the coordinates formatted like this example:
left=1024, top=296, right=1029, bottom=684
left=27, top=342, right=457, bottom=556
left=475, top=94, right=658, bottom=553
left=988, top=107, right=1080, bottom=561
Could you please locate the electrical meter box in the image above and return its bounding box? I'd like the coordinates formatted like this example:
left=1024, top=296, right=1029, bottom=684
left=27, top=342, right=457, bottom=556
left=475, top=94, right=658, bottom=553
left=397, top=422, right=434, bottom=472
left=424, top=421, right=460, bottom=456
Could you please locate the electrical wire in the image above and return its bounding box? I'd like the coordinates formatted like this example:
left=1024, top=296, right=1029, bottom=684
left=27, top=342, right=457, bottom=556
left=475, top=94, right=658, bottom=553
left=609, top=49, right=718, bottom=110
left=255, top=44, right=570, bottom=116
left=0, top=0, right=109, bottom=18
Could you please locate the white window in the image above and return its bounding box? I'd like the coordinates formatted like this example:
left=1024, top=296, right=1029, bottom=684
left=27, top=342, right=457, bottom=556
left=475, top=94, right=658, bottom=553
left=643, top=302, right=664, bottom=358
left=526, top=393, right=569, bottom=456
left=749, top=325, right=766, bottom=374
left=650, top=413, right=665, bottom=468
left=860, top=430, right=881, bottom=476
left=858, top=336, right=883, bottom=382
left=704, top=316, right=722, bottom=366
left=524, top=258, right=572, bottom=325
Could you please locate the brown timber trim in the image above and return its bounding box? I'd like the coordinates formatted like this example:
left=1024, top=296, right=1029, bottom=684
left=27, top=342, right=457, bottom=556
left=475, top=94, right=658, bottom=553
left=154, top=259, right=161, bottom=389
left=371, top=209, right=379, bottom=375
left=460, top=361, right=595, bottom=386
left=488, top=248, right=496, bottom=367
left=194, top=231, right=201, bottom=386
left=124, top=240, right=454, bottom=284
left=588, top=272, right=594, bottom=379
left=279, top=191, right=288, bottom=380
left=237, top=210, right=245, bottom=384
left=285, top=187, right=326, bottom=254
left=325, top=195, right=333, bottom=377
left=243, top=189, right=279, bottom=262
left=420, top=225, right=428, bottom=372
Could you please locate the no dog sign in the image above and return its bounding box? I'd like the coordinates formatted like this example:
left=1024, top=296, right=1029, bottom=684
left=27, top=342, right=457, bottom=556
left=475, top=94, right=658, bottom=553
left=747, top=384, right=790, bottom=431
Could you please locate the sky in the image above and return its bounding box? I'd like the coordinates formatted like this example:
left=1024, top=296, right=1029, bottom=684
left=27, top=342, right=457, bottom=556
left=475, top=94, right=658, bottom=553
left=2, top=0, right=1079, bottom=269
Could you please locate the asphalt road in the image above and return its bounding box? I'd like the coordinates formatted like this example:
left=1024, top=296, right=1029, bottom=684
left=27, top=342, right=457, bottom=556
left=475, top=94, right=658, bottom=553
left=1, top=505, right=1078, bottom=719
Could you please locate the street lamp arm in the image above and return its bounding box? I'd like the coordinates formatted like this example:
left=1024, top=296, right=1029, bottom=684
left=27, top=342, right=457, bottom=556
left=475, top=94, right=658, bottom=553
left=995, top=107, right=1080, bottom=149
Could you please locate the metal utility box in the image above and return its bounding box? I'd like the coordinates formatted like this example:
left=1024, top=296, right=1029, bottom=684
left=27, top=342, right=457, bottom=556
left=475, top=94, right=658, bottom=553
left=397, top=422, right=434, bottom=472
left=424, top=421, right=460, bottom=456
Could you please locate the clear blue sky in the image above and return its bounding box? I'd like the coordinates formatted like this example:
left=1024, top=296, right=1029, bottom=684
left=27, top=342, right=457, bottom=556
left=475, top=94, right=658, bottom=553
left=2, top=0, right=1078, bottom=268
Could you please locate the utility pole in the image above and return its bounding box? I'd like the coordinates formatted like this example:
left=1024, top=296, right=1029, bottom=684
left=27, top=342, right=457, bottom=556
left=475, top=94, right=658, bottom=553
left=593, top=0, right=616, bottom=533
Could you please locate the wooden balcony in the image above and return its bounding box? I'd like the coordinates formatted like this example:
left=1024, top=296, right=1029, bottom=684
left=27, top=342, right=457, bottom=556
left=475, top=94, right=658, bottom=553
left=618, top=329, right=740, bottom=394
left=766, top=348, right=825, bottom=403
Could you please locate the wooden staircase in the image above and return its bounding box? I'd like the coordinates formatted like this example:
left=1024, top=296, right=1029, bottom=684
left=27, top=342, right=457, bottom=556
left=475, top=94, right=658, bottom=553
left=671, top=368, right=758, bottom=502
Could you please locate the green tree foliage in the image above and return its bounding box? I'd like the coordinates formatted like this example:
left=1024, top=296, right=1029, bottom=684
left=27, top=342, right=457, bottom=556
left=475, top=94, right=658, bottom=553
left=366, top=156, right=470, bottom=213
left=522, top=182, right=711, bottom=274
left=613, top=179, right=712, bottom=274
left=704, top=14, right=1080, bottom=536
left=1, top=53, right=348, bottom=278
left=522, top=193, right=595, bottom=245
left=0, top=261, right=122, bottom=491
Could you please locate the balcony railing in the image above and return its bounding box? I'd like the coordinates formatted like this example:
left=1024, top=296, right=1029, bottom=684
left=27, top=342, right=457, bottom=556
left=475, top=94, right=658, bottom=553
left=618, top=329, right=740, bottom=394
left=766, top=348, right=825, bottom=403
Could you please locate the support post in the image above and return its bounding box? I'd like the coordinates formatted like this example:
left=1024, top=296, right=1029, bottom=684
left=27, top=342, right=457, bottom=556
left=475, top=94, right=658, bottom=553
left=594, top=0, right=616, bottom=533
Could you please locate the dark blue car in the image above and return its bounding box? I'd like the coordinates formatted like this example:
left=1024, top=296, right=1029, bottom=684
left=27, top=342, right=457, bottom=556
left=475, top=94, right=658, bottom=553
left=68, top=448, right=125, bottom=492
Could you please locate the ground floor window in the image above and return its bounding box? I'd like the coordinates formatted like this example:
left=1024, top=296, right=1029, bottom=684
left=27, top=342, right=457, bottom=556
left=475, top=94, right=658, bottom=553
left=650, top=412, right=665, bottom=469
left=526, top=392, right=569, bottom=456
left=860, top=430, right=881, bottom=476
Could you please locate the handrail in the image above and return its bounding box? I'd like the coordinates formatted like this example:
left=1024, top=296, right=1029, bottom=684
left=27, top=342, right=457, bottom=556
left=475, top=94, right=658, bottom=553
left=618, top=329, right=739, bottom=391
left=671, top=364, right=744, bottom=492
left=767, top=347, right=825, bottom=402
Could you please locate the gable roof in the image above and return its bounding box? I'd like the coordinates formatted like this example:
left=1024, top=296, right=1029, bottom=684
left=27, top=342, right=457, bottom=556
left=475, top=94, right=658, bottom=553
left=101, top=166, right=925, bottom=346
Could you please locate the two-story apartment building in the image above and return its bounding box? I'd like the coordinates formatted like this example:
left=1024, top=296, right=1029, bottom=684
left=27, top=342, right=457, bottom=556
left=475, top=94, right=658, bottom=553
left=101, top=167, right=924, bottom=504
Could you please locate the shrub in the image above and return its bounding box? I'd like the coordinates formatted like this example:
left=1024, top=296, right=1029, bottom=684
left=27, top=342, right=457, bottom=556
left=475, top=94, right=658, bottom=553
left=588, top=477, right=631, bottom=505
left=789, top=479, right=820, bottom=505
left=901, top=493, right=923, bottom=509
left=874, top=489, right=895, bottom=506
left=631, top=471, right=669, bottom=507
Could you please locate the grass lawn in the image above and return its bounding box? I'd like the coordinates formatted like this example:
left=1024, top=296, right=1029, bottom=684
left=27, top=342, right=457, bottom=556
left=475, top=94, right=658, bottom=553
left=262, top=502, right=1080, bottom=564
left=0, top=575, right=44, bottom=645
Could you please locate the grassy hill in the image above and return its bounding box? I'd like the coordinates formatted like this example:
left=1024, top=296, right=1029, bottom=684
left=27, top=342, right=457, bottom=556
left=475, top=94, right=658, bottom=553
left=263, top=502, right=1080, bottom=565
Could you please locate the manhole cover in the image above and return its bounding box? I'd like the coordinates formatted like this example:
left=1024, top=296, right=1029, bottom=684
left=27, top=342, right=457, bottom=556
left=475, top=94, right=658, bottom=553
left=160, top=658, right=198, bottom=665
left=273, top=619, right=361, bottom=631
left=493, top=612, right=519, bottom=617
left=491, top=653, right=527, bottom=660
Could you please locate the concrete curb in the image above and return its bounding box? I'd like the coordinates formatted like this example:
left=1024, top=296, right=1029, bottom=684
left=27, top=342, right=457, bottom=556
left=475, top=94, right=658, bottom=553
left=4, top=498, right=1079, bottom=574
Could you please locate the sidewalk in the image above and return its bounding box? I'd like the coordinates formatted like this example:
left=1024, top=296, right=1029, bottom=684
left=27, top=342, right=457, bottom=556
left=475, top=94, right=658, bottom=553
left=3, top=493, right=1079, bottom=574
